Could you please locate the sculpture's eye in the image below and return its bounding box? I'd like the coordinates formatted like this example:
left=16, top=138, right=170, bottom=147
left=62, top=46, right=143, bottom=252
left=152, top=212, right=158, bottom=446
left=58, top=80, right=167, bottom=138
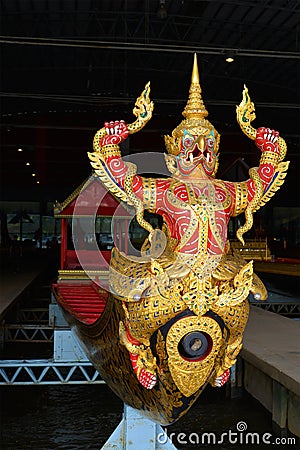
left=207, top=138, right=214, bottom=149
left=178, top=331, right=212, bottom=361
left=182, top=133, right=195, bottom=149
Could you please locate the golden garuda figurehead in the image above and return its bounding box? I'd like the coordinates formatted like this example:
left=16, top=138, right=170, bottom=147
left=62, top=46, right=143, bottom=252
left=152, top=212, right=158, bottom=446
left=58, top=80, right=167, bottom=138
left=164, top=53, right=220, bottom=177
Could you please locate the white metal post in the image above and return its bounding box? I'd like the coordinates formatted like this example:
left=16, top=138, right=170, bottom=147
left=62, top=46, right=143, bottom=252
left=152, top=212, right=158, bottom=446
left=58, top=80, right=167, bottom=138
left=101, top=404, right=177, bottom=449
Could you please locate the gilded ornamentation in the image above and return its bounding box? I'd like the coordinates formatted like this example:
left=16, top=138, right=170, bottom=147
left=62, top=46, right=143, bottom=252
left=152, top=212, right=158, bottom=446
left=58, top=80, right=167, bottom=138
left=236, top=85, right=287, bottom=161
left=252, top=161, right=289, bottom=213
left=124, top=161, right=154, bottom=235
left=236, top=167, right=264, bottom=245
left=85, top=53, right=289, bottom=416
left=166, top=316, right=223, bottom=397
left=233, top=182, right=249, bottom=216
left=92, top=82, right=154, bottom=152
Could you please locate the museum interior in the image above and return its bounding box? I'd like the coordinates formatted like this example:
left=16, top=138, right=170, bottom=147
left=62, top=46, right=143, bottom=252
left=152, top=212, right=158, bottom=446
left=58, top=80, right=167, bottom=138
left=0, top=1, right=299, bottom=448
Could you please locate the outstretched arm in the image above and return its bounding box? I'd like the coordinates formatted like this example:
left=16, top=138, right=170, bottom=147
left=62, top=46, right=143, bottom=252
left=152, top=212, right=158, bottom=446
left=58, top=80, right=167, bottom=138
left=231, top=85, right=288, bottom=221
left=96, top=119, right=142, bottom=190
left=89, top=82, right=155, bottom=208
left=91, top=119, right=163, bottom=214
left=248, top=126, right=281, bottom=199
left=231, top=126, right=281, bottom=216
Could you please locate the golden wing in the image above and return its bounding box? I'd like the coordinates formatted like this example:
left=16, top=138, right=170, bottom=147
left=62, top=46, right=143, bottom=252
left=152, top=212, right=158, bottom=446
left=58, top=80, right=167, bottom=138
left=88, top=151, right=133, bottom=205
left=252, top=160, right=290, bottom=213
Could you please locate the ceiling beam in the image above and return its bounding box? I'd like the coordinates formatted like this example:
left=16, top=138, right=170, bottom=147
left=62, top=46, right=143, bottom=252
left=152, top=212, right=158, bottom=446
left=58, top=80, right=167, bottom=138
left=1, top=36, right=299, bottom=59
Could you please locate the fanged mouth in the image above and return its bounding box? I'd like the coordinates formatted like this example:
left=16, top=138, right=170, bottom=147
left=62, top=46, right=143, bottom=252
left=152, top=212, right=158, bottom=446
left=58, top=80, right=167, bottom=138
left=186, top=145, right=211, bottom=164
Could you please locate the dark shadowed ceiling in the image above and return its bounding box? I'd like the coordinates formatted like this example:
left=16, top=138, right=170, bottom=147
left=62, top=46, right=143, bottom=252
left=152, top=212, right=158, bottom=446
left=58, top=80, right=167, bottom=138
left=0, top=0, right=299, bottom=203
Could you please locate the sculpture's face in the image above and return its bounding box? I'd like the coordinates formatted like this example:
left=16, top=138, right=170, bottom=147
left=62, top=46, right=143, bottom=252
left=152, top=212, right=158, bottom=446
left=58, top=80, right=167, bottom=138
left=177, top=129, right=218, bottom=177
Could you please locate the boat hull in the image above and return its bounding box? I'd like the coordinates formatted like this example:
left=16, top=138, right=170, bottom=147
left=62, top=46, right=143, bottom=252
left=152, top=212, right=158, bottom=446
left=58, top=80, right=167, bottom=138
left=61, top=293, right=205, bottom=425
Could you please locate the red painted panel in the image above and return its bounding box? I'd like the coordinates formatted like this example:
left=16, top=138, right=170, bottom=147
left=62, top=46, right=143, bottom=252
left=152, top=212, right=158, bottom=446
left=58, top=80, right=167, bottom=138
left=65, top=249, right=111, bottom=270
left=52, top=282, right=108, bottom=325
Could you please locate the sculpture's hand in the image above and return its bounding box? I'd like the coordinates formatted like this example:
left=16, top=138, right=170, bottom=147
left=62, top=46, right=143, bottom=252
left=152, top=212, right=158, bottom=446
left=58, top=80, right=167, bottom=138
left=214, top=369, right=230, bottom=387
left=100, top=120, right=129, bottom=147
left=255, top=127, right=280, bottom=155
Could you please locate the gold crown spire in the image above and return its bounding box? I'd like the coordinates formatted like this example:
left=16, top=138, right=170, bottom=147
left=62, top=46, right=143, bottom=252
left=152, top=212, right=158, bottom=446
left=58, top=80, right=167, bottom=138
left=164, top=53, right=220, bottom=162
left=182, top=53, right=208, bottom=119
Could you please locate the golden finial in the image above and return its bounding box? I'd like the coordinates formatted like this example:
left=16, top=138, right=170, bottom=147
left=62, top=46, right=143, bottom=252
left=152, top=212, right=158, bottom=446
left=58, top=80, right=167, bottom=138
left=182, top=53, right=208, bottom=119
left=191, top=52, right=200, bottom=84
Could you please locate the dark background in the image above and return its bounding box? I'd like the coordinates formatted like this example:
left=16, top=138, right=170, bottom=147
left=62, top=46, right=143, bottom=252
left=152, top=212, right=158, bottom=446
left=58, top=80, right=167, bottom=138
left=0, top=1, right=299, bottom=254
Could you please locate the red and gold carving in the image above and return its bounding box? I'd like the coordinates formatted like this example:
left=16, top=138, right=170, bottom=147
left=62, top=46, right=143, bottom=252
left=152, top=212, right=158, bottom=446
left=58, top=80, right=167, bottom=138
left=88, top=54, right=289, bottom=398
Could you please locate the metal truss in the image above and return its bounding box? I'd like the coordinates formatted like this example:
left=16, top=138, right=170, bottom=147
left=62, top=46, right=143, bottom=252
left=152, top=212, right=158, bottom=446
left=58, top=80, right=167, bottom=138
left=2, top=7, right=298, bottom=48
left=18, top=307, right=49, bottom=324
left=4, top=325, right=54, bottom=343
left=252, top=302, right=300, bottom=317
left=0, top=359, right=104, bottom=385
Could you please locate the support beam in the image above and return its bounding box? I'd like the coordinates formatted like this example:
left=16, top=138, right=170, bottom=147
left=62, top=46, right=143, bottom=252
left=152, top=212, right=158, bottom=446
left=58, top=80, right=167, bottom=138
left=0, top=359, right=103, bottom=385
left=102, top=404, right=177, bottom=450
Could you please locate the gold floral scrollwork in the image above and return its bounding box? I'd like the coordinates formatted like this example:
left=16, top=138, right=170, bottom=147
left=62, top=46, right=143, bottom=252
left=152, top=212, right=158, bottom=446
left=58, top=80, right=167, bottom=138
left=166, top=316, right=223, bottom=397
left=181, top=275, right=218, bottom=316
left=182, top=290, right=215, bottom=316
left=215, top=260, right=253, bottom=307
left=210, top=300, right=249, bottom=382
